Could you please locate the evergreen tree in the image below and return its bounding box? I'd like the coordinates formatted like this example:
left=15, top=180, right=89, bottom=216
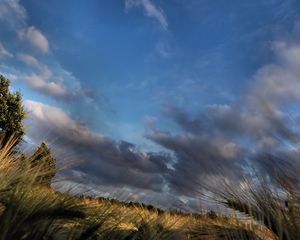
left=0, top=74, right=57, bottom=186
left=31, top=142, right=57, bottom=187
left=0, top=75, right=26, bottom=145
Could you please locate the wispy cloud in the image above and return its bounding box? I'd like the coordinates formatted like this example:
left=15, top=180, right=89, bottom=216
left=0, top=42, right=13, bottom=59
left=17, top=53, right=48, bottom=70
left=0, top=0, right=26, bottom=26
left=0, top=1, right=49, bottom=53
left=24, top=75, right=70, bottom=100
left=125, top=0, right=168, bottom=30
left=14, top=53, right=96, bottom=102
left=18, top=26, right=49, bottom=53
left=155, top=40, right=173, bottom=58
left=0, top=1, right=100, bottom=105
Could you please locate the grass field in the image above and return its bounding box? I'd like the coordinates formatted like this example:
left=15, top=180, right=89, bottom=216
left=0, top=138, right=297, bottom=239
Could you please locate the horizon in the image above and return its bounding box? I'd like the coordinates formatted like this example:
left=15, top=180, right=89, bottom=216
left=1, top=0, right=300, bottom=211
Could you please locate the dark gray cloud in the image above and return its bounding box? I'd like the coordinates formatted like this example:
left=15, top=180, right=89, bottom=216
left=148, top=129, right=246, bottom=196
left=146, top=26, right=300, bottom=196
left=24, top=100, right=171, bottom=193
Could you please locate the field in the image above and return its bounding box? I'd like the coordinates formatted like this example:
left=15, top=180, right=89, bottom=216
left=0, top=138, right=287, bottom=240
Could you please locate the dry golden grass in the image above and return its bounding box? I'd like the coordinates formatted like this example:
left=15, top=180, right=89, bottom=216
left=0, top=137, right=292, bottom=239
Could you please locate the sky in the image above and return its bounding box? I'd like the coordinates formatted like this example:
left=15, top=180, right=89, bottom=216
left=1, top=0, right=300, bottom=210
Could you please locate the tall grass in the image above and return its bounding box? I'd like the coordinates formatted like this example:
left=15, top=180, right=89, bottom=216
left=215, top=155, right=300, bottom=240
left=0, top=136, right=295, bottom=239
left=0, top=137, right=89, bottom=239
left=0, top=136, right=192, bottom=239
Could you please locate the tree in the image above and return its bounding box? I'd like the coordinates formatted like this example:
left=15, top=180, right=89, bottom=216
left=0, top=75, right=26, bottom=145
left=0, top=75, right=56, bottom=186
left=30, top=142, right=57, bottom=187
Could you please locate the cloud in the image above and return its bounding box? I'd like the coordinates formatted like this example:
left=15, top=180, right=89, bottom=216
left=0, top=0, right=26, bottom=26
left=125, top=0, right=168, bottom=30
left=0, top=1, right=49, bottom=54
left=155, top=41, right=173, bottom=58
left=22, top=72, right=91, bottom=102
left=17, top=53, right=42, bottom=69
left=24, top=75, right=70, bottom=100
left=0, top=43, right=13, bottom=58
left=146, top=26, right=300, bottom=196
left=15, top=53, right=98, bottom=103
left=24, top=100, right=171, bottom=192
left=18, top=26, right=49, bottom=53
left=147, top=128, right=246, bottom=196
left=0, top=0, right=101, bottom=108
left=16, top=54, right=71, bottom=100
left=0, top=0, right=99, bottom=106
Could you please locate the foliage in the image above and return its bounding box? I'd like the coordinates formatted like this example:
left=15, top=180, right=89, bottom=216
left=0, top=75, right=26, bottom=145
left=30, top=142, right=57, bottom=187
left=0, top=75, right=56, bottom=186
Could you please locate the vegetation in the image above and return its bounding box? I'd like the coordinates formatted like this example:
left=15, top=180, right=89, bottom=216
left=30, top=142, right=57, bottom=187
left=0, top=75, right=26, bottom=146
left=217, top=162, right=300, bottom=240
left=0, top=139, right=277, bottom=239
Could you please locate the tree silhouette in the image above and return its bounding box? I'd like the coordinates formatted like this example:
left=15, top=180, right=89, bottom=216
left=30, top=142, right=57, bottom=187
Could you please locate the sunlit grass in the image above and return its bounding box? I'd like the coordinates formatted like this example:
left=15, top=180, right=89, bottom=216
left=0, top=136, right=294, bottom=239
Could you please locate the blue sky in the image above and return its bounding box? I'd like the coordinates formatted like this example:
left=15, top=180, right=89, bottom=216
left=20, top=1, right=299, bottom=137
left=1, top=0, right=300, bottom=209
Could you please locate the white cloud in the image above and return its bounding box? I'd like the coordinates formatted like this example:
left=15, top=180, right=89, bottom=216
left=0, top=43, right=13, bottom=58
left=16, top=54, right=71, bottom=100
left=24, top=100, right=105, bottom=143
left=0, top=63, right=26, bottom=82
left=18, top=26, right=49, bottom=53
left=0, top=0, right=26, bottom=26
left=125, top=0, right=168, bottom=30
left=0, top=0, right=99, bottom=106
left=0, top=1, right=49, bottom=53
left=16, top=53, right=52, bottom=77
left=17, top=53, right=42, bottom=69
left=13, top=53, right=97, bottom=103
left=15, top=59, right=70, bottom=100
left=24, top=74, right=69, bottom=100
left=246, top=37, right=300, bottom=115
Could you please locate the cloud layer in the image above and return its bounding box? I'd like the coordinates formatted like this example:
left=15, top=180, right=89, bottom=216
left=25, top=100, right=171, bottom=193
left=146, top=25, right=300, bottom=195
